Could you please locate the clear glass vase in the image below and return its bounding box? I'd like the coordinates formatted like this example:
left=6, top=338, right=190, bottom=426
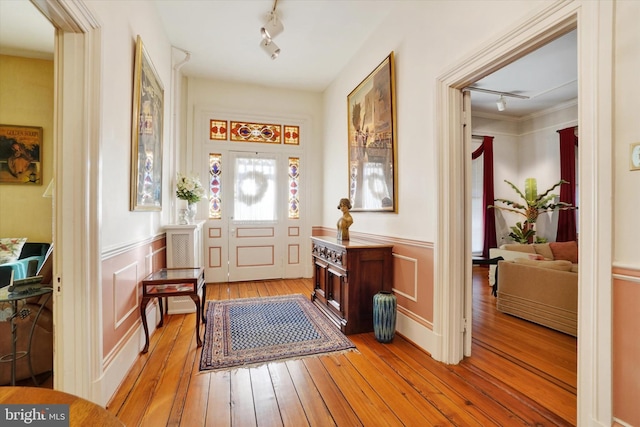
left=186, top=202, right=197, bottom=224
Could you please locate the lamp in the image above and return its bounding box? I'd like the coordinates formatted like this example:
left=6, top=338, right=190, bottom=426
left=260, top=11, right=283, bottom=40
left=496, top=95, right=506, bottom=112
left=260, top=38, right=280, bottom=60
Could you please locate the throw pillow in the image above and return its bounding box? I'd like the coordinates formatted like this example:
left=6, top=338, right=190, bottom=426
left=500, top=243, right=536, bottom=254
left=533, top=243, right=554, bottom=260
left=549, top=241, right=579, bottom=263
left=0, top=237, right=27, bottom=264
left=513, top=258, right=574, bottom=271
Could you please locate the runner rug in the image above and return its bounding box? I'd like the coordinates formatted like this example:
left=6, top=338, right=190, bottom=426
left=199, top=294, right=356, bottom=371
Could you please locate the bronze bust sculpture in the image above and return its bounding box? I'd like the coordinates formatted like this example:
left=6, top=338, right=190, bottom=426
left=337, top=198, right=353, bottom=241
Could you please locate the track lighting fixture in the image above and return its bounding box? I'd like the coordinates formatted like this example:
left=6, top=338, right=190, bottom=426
left=260, top=38, right=280, bottom=60
left=260, top=0, right=283, bottom=59
left=496, top=95, right=506, bottom=112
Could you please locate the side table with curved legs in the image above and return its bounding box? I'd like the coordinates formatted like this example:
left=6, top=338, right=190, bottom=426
left=140, top=267, right=206, bottom=353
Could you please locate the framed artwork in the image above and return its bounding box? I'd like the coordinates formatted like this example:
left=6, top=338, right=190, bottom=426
left=130, top=35, right=164, bottom=211
left=347, top=52, right=397, bottom=212
left=0, top=124, right=43, bottom=185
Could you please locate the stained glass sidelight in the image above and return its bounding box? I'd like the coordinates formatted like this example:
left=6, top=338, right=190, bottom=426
left=288, top=157, right=300, bottom=219
left=230, top=121, right=281, bottom=144
left=209, top=153, right=222, bottom=219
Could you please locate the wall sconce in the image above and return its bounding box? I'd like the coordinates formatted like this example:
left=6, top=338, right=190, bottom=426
left=496, top=95, right=506, bottom=112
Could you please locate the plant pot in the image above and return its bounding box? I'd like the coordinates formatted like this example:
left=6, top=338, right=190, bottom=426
left=373, top=291, right=397, bottom=343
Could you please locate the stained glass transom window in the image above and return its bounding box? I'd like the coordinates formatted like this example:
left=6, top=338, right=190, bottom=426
left=288, top=157, right=300, bottom=219
left=210, top=120, right=227, bottom=140
left=209, top=153, right=222, bottom=219
left=230, top=121, right=281, bottom=144
left=284, top=126, right=300, bottom=145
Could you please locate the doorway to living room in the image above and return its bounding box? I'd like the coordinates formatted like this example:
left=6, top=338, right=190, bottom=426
left=436, top=2, right=615, bottom=424
left=463, top=26, right=579, bottom=424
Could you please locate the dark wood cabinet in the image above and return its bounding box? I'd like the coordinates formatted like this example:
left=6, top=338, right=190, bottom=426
left=311, top=236, right=393, bottom=335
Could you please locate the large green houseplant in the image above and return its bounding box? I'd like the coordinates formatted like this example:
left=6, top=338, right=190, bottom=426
left=489, top=178, right=577, bottom=244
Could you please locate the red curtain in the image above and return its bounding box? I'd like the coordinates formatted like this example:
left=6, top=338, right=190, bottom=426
left=556, top=127, right=578, bottom=242
left=472, top=136, right=497, bottom=258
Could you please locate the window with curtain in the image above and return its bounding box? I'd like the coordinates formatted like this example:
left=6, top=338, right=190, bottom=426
left=233, top=155, right=277, bottom=221
left=471, top=153, right=484, bottom=255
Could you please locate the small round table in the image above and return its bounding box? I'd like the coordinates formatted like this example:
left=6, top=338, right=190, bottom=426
left=0, top=386, right=124, bottom=426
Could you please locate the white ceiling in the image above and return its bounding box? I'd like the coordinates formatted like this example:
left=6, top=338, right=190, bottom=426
left=0, top=0, right=577, bottom=119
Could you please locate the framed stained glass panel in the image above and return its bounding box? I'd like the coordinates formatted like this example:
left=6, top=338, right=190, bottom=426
left=284, top=125, right=300, bottom=145
left=210, top=120, right=227, bottom=140
left=288, top=157, right=299, bottom=219
left=230, top=121, right=281, bottom=144
left=209, top=153, right=222, bottom=219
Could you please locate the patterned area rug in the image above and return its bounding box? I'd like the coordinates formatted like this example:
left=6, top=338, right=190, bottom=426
left=199, top=294, right=355, bottom=371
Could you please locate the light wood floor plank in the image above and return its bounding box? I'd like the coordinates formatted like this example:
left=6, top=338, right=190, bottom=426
left=108, top=272, right=577, bottom=426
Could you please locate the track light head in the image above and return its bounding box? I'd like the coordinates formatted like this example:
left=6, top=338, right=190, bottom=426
left=496, top=95, right=506, bottom=112
left=260, top=38, right=280, bottom=60
left=260, top=12, right=284, bottom=40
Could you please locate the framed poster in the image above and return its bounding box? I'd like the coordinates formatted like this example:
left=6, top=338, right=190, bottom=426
left=0, top=124, right=43, bottom=185
left=130, top=35, right=164, bottom=211
left=347, top=52, right=397, bottom=212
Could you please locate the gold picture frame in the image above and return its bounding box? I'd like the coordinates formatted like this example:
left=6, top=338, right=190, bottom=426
left=347, top=52, right=397, bottom=212
left=0, top=124, right=43, bottom=185
left=130, top=35, right=164, bottom=211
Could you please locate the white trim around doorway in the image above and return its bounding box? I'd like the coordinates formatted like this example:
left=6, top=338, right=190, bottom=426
left=435, top=1, right=613, bottom=425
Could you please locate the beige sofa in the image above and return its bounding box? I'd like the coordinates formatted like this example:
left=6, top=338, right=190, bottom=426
left=489, top=241, right=578, bottom=337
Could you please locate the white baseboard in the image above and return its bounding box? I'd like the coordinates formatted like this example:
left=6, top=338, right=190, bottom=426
left=395, top=311, right=438, bottom=357
left=96, top=304, right=159, bottom=406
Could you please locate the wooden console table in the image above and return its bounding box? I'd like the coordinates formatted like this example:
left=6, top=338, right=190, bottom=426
left=140, top=267, right=206, bottom=353
left=311, top=236, right=393, bottom=335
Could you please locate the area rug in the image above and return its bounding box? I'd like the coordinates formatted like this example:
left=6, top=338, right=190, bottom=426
left=199, top=294, right=355, bottom=371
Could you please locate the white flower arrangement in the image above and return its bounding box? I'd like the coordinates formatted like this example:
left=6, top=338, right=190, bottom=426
left=176, top=172, right=205, bottom=203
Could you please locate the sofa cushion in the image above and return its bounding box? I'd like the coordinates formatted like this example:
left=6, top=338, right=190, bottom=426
left=499, top=243, right=536, bottom=254
left=513, top=258, right=574, bottom=271
left=549, top=241, right=579, bottom=263
left=533, top=243, right=554, bottom=260
left=0, top=237, right=27, bottom=264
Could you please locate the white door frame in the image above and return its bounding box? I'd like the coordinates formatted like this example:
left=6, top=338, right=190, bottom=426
left=195, top=113, right=309, bottom=283
left=435, top=1, right=613, bottom=425
left=32, top=0, right=103, bottom=401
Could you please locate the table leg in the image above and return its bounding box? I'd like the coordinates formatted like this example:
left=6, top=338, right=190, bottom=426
left=157, top=298, right=164, bottom=327
left=9, top=301, right=18, bottom=386
left=140, top=297, right=152, bottom=353
left=201, top=282, right=207, bottom=324
left=189, top=295, right=202, bottom=347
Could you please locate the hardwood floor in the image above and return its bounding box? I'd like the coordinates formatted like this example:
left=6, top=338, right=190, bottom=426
left=107, top=267, right=577, bottom=426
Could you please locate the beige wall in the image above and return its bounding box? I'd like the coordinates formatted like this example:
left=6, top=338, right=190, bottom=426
left=0, top=55, right=53, bottom=242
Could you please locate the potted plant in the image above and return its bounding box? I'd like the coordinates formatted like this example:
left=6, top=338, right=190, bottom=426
left=489, top=178, right=576, bottom=244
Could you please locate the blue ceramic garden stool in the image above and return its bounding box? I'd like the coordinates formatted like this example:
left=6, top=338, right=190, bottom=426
left=373, top=291, right=397, bottom=343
